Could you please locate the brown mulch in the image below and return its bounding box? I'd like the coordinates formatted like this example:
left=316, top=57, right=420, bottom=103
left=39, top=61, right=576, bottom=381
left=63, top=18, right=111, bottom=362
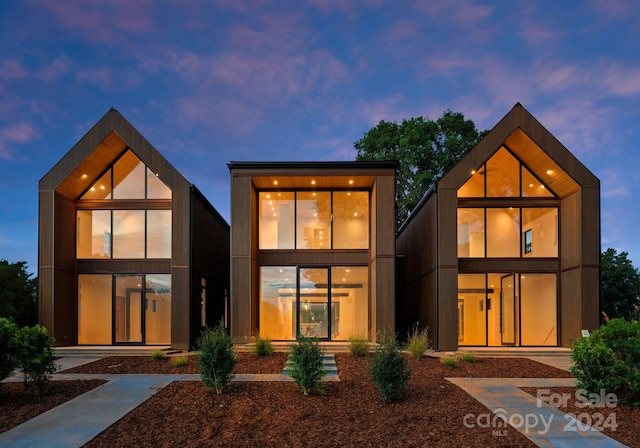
left=0, top=380, right=106, bottom=433
left=84, top=356, right=574, bottom=448
left=521, top=386, right=640, bottom=448
left=61, top=352, right=288, bottom=375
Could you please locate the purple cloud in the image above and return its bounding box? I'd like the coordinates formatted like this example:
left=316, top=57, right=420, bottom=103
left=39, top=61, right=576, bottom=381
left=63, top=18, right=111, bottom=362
left=0, top=122, right=40, bottom=160
left=0, top=60, right=27, bottom=80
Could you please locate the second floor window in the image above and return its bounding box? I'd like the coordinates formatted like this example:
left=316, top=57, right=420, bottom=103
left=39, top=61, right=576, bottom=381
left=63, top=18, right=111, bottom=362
left=259, top=190, right=369, bottom=250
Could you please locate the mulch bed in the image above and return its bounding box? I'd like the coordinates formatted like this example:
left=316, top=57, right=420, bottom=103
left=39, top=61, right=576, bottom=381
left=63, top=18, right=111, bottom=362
left=84, top=356, right=573, bottom=447
left=0, top=380, right=107, bottom=433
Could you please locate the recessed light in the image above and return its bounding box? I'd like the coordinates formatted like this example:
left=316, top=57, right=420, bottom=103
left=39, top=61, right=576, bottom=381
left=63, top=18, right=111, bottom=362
left=311, top=180, right=316, bottom=185
left=546, top=170, right=553, bottom=175
left=273, top=180, right=278, bottom=185
left=349, top=180, right=354, bottom=185
left=81, top=174, right=88, bottom=179
left=529, top=183, right=534, bottom=188
left=471, top=170, right=476, bottom=175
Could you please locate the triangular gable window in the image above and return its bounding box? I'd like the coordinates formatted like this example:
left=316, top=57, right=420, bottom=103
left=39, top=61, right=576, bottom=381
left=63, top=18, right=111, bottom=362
left=458, top=147, right=556, bottom=198
left=80, top=150, right=171, bottom=200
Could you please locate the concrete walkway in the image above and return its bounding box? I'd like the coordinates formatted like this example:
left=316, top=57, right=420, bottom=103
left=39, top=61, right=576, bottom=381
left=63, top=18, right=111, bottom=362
left=449, top=377, right=627, bottom=448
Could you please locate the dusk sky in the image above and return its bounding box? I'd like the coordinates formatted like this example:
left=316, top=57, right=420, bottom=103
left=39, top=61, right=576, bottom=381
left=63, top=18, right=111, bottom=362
left=1, top=0, right=640, bottom=275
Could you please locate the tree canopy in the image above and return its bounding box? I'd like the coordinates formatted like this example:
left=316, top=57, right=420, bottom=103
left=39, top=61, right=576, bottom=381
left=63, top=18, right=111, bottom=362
left=354, top=110, right=487, bottom=228
left=601, top=248, right=640, bottom=319
left=0, top=259, right=37, bottom=327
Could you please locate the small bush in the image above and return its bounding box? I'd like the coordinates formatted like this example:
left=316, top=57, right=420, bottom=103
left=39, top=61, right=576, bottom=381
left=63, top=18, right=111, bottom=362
left=288, top=335, right=326, bottom=396
left=405, top=323, right=430, bottom=358
left=369, top=330, right=411, bottom=402
left=571, top=318, right=640, bottom=405
left=151, top=350, right=167, bottom=360
left=15, top=324, right=58, bottom=396
left=253, top=334, right=274, bottom=356
left=441, top=357, right=458, bottom=367
left=460, top=353, right=476, bottom=363
left=347, top=333, right=369, bottom=357
left=171, top=356, right=189, bottom=367
left=0, top=318, right=18, bottom=384
left=197, top=321, right=236, bottom=394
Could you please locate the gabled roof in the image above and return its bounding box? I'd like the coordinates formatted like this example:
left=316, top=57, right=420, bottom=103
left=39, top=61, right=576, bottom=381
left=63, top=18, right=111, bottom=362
left=438, top=103, right=599, bottom=198
left=39, top=108, right=189, bottom=199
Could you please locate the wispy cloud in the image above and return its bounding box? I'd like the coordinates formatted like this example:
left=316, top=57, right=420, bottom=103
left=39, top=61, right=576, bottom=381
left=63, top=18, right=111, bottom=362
left=0, top=122, right=40, bottom=159
left=602, top=63, right=640, bottom=96
left=0, top=59, right=27, bottom=81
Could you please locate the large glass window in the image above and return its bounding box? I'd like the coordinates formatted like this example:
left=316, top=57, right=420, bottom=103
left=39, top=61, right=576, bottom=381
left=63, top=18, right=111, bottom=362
left=260, top=192, right=295, bottom=249
left=78, top=273, right=170, bottom=345
left=113, top=210, right=145, bottom=258
left=147, top=210, right=172, bottom=258
left=259, top=266, right=368, bottom=341
left=78, top=274, right=112, bottom=344
left=486, top=208, right=520, bottom=257
left=296, top=192, right=331, bottom=249
left=520, top=274, right=557, bottom=346
left=77, top=210, right=171, bottom=259
left=80, top=150, right=172, bottom=200
left=77, top=210, right=111, bottom=258
left=260, top=191, right=369, bottom=250
left=333, top=192, right=369, bottom=249
left=458, top=147, right=556, bottom=199
left=145, top=274, right=171, bottom=344
left=458, top=207, right=557, bottom=258
left=457, top=209, right=485, bottom=257
left=522, top=208, right=558, bottom=257
left=457, top=274, right=487, bottom=345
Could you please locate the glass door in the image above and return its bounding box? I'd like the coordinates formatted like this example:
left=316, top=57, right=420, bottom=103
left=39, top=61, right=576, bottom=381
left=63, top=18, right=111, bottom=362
left=297, top=267, right=329, bottom=339
left=500, top=274, right=516, bottom=345
left=115, top=275, right=144, bottom=344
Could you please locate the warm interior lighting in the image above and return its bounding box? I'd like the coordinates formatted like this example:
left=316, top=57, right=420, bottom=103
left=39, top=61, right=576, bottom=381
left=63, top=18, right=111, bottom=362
left=546, top=170, right=553, bottom=175
left=100, top=185, right=105, bottom=190
left=471, top=170, right=476, bottom=175
left=273, top=180, right=278, bottom=185
left=81, top=174, right=88, bottom=179
left=529, top=183, right=534, bottom=188
left=311, top=180, right=316, bottom=185
left=349, top=180, right=354, bottom=185
left=266, top=194, right=271, bottom=199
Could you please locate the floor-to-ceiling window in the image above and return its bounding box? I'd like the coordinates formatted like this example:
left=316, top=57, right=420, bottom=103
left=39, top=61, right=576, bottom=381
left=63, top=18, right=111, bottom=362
left=78, top=273, right=171, bottom=345
left=76, top=150, right=172, bottom=345
left=457, top=273, right=557, bottom=347
left=260, top=266, right=368, bottom=340
left=456, top=147, right=560, bottom=346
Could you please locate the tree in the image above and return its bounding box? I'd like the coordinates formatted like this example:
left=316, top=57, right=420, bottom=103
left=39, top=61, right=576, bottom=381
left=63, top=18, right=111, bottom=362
left=0, top=259, right=37, bottom=327
left=601, top=248, right=640, bottom=319
left=354, top=110, right=487, bottom=227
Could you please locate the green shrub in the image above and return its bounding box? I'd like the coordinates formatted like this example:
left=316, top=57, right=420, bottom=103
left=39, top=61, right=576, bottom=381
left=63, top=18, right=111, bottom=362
left=151, top=350, right=167, bottom=360
left=0, top=318, right=18, bottom=384
left=287, top=335, right=326, bottom=396
left=171, top=356, right=189, bottom=367
left=460, top=353, right=476, bottom=363
left=253, top=334, right=274, bottom=356
left=571, top=318, right=640, bottom=405
left=15, top=324, right=58, bottom=396
left=369, top=330, right=411, bottom=402
left=347, top=333, right=369, bottom=357
left=441, top=357, right=458, bottom=367
left=197, top=322, right=236, bottom=394
left=405, top=323, right=430, bottom=358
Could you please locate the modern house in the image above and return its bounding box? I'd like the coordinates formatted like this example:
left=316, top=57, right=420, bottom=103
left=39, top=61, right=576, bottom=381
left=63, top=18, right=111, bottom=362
left=38, top=109, right=229, bottom=350
left=227, top=161, right=397, bottom=343
left=396, top=103, right=600, bottom=350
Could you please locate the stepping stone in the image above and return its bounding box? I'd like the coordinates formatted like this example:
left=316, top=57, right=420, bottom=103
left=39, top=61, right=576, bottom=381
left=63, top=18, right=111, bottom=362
left=281, top=353, right=340, bottom=381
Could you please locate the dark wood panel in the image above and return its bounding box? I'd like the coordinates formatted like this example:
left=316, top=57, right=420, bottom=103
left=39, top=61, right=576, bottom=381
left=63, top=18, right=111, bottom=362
left=53, top=268, right=76, bottom=345
left=258, top=251, right=369, bottom=266
left=437, top=267, right=459, bottom=351
left=231, top=257, right=252, bottom=343
left=581, top=187, right=601, bottom=265
left=38, top=268, right=54, bottom=337
left=458, top=258, right=559, bottom=272
left=560, top=269, right=582, bottom=347
left=54, top=194, right=76, bottom=270
left=375, top=174, right=396, bottom=255
left=230, top=176, right=252, bottom=257
left=560, top=192, right=580, bottom=268
left=171, top=266, right=190, bottom=350
left=77, top=260, right=171, bottom=273
left=437, top=188, right=458, bottom=267
left=374, top=257, right=395, bottom=336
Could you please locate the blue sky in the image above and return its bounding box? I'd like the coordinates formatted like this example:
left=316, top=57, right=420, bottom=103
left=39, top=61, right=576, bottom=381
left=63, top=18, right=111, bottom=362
left=1, top=0, right=640, bottom=275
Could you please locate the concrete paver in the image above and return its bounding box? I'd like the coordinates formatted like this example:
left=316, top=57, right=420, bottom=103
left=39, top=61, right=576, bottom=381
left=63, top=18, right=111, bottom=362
left=448, top=377, right=627, bottom=448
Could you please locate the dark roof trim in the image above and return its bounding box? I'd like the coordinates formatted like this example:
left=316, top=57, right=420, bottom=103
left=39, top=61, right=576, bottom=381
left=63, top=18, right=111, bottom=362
left=190, top=185, right=229, bottom=229
left=228, top=160, right=399, bottom=171
left=396, top=183, right=437, bottom=235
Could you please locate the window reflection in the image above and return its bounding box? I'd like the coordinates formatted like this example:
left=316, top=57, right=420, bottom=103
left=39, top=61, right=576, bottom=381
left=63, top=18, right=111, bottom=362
left=77, top=210, right=111, bottom=258
left=259, top=192, right=295, bottom=249
left=147, top=210, right=172, bottom=258
left=113, top=151, right=146, bottom=199
left=333, top=192, right=369, bottom=249
left=113, top=210, right=145, bottom=258
left=296, top=192, right=331, bottom=249
left=486, top=147, right=520, bottom=197
left=457, top=209, right=485, bottom=257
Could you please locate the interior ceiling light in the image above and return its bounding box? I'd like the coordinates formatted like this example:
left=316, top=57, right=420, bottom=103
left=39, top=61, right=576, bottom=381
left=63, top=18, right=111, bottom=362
left=81, top=174, right=88, bottom=179
left=546, top=170, right=553, bottom=175
left=349, top=179, right=354, bottom=185
left=273, top=180, right=278, bottom=185
left=311, top=180, right=316, bottom=185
